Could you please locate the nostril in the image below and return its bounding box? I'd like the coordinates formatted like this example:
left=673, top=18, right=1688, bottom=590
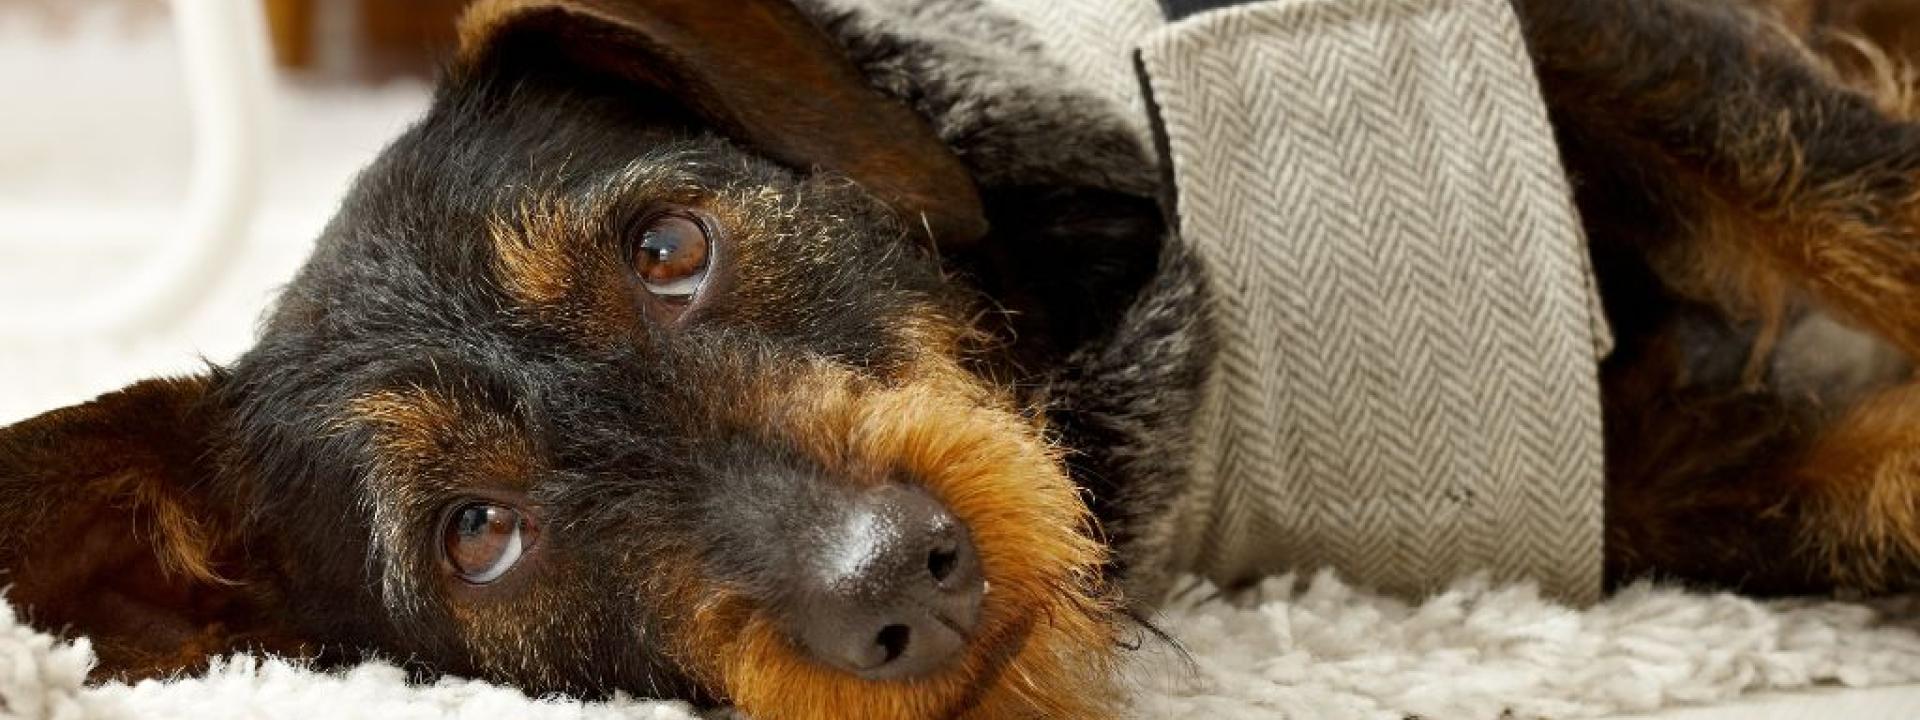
left=787, top=484, right=983, bottom=679
left=875, top=623, right=911, bottom=665
left=927, top=544, right=960, bottom=584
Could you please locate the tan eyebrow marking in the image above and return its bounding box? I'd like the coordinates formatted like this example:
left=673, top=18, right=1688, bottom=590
left=348, top=386, right=539, bottom=488
left=344, top=385, right=544, bottom=616
left=491, top=198, right=581, bottom=308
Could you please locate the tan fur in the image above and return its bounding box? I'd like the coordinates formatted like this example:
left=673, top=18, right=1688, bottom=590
left=348, top=387, right=545, bottom=618
left=668, top=357, right=1119, bottom=720
left=1667, top=8, right=1920, bottom=589
left=1793, top=382, right=1920, bottom=590
left=1648, top=178, right=1800, bottom=382
left=126, top=474, right=234, bottom=587
left=350, top=388, right=537, bottom=482
left=1744, top=6, right=1920, bottom=362
left=492, top=198, right=582, bottom=309
left=489, top=190, right=660, bottom=342
left=1649, top=118, right=1920, bottom=383
left=455, top=0, right=560, bottom=63
left=1598, top=2, right=1920, bottom=592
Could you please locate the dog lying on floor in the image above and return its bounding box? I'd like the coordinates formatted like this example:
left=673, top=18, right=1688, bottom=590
left=4, top=0, right=1920, bottom=717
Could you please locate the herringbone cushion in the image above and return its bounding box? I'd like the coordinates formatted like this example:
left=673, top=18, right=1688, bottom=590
left=1137, top=0, right=1610, bottom=602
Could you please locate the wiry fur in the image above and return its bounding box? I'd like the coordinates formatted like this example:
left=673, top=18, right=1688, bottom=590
left=1529, top=0, right=1920, bottom=594
left=672, top=357, right=1122, bottom=719
left=796, top=0, right=1158, bottom=195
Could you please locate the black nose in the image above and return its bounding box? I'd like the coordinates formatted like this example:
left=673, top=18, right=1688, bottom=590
left=790, top=484, right=984, bottom=680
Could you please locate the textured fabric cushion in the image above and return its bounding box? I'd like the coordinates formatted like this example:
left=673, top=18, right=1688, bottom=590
left=988, top=0, right=1612, bottom=601
left=1138, top=0, right=1609, bottom=603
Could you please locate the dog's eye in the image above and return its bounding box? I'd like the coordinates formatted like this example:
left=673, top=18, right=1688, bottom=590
left=632, top=212, right=712, bottom=303
left=444, top=502, right=536, bottom=584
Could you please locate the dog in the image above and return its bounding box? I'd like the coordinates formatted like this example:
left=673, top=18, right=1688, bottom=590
left=4, top=0, right=1920, bottom=718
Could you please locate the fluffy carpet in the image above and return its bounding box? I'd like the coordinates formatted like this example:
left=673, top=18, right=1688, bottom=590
left=6, top=572, right=1919, bottom=719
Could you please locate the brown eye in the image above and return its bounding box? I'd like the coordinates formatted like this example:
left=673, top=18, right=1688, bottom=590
left=632, top=212, right=712, bottom=302
left=443, top=502, right=536, bottom=584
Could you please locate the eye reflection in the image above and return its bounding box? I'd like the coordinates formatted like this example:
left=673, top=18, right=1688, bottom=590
left=443, top=502, right=535, bottom=584
left=633, top=212, right=712, bottom=303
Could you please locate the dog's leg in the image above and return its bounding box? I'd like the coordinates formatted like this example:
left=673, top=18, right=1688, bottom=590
left=1517, top=0, right=1920, bottom=358
left=1614, top=379, right=1920, bottom=593
left=1782, top=382, right=1920, bottom=590
left=1600, top=354, right=1815, bottom=593
left=1543, top=1, right=1920, bottom=593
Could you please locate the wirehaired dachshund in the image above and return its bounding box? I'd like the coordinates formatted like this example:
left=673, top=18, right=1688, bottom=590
left=4, top=0, right=1920, bottom=718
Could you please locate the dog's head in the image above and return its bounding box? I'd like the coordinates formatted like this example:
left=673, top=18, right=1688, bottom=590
left=0, top=1, right=1175, bottom=717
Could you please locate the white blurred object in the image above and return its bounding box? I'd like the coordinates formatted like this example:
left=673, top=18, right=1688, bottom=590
left=0, top=4, right=431, bottom=425
left=0, top=0, right=271, bottom=338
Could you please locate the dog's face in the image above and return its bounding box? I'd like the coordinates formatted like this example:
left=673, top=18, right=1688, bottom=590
left=0, top=2, right=1132, bottom=718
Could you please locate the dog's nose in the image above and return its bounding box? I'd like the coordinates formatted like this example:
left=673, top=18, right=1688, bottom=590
left=790, top=484, right=984, bottom=680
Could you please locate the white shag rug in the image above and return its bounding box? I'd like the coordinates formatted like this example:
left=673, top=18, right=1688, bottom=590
left=6, top=571, right=1920, bottom=720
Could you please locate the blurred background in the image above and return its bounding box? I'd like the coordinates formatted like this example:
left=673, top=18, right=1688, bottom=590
left=0, top=1, right=470, bottom=423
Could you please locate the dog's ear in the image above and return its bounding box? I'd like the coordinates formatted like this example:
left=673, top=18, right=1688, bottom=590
left=456, top=0, right=987, bottom=247
left=0, top=376, right=292, bottom=679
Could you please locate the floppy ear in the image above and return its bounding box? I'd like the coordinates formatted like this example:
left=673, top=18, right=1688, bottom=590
left=457, top=0, right=988, bottom=247
left=0, top=377, right=293, bottom=679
